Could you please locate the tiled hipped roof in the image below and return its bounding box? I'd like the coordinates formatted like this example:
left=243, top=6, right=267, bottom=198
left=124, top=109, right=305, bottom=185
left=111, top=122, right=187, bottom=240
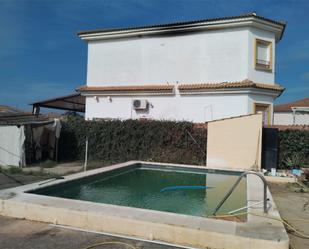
left=178, top=80, right=284, bottom=92
left=274, top=97, right=309, bottom=112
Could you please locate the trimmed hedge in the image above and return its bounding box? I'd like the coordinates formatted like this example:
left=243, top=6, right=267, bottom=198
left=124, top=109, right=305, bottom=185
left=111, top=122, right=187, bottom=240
left=278, top=129, right=309, bottom=168
left=58, top=116, right=309, bottom=168
left=58, top=116, right=207, bottom=165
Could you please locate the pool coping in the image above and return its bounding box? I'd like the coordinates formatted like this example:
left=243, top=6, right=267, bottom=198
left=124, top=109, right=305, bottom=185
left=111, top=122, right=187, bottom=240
left=0, top=161, right=289, bottom=249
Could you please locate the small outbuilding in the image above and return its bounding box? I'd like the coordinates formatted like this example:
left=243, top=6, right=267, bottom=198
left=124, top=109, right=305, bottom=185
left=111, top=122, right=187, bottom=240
left=0, top=105, right=61, bottom=167
left=274, top=97, right=309, bottom=125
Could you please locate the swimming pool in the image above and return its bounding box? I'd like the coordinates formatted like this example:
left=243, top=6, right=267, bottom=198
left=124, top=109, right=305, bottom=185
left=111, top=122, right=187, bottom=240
left=0, top=161, right=289, bottom=249
left=30, top=163, right=246, bottom=217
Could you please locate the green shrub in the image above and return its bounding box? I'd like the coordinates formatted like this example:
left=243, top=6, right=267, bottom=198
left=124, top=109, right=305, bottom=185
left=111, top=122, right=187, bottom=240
left=283, top=154, right=306, bottom=169
left=58, top=116, right=308, bottom=169
left=58, top=116, right=207, bottom=165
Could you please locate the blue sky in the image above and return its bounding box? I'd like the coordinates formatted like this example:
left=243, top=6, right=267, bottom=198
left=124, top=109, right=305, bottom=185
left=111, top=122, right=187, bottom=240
left=0, top=0, right=308, bottom=111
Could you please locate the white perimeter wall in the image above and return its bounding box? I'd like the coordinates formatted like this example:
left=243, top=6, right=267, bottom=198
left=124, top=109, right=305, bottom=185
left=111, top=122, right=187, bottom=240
left=85, top=91, right=251, bottom=123
left=0, top=126, right=25, bottom=167
left=207, top=114, right=263, bottom=170
left=86, top=27, right=275, bottom=85
left=274, top=112, right=309, bottom=125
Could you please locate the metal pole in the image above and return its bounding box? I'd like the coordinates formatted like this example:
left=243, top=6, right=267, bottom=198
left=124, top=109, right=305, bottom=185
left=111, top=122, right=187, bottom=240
left=263, top=175, right=267, bottom=213
left=84, top=137, right=88, bottom=172
left=187, top=130, right=206, bottom=159
left=55, top=137, right=59, bottom=162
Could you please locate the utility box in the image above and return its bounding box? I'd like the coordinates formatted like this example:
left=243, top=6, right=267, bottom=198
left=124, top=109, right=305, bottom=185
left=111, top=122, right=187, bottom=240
left=262, top=128, right=279, bottom=170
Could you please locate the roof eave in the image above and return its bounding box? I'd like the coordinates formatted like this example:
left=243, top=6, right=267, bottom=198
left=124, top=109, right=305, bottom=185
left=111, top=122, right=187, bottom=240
left=78, top=85, right=175, bottom=96
left=179, top=87, right=283, bottom=98
left=78, top=17, right=285, bottom=42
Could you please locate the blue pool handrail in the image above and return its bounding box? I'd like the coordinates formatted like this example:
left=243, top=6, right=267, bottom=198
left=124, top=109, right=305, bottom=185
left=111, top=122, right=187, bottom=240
left=160, top=186, right=214, bottom=192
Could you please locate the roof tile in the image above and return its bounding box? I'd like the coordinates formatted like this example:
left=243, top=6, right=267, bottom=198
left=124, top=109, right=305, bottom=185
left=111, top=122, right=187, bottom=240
left=274, top=97, right=309, bottom=112
left=78, top=85, right=174, bottom=92
left=178, top=80, right=284, bottom=92
left=78, top=81, right=284, bottom=94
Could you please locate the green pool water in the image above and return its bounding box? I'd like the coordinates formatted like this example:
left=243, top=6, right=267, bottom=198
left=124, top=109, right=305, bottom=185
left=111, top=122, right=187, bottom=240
left=32, top=165, right=246, bottom=217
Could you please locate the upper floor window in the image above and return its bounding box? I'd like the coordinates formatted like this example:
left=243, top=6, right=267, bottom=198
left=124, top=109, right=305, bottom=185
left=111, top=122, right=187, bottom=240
left=255, top=39, right=272, bottom=71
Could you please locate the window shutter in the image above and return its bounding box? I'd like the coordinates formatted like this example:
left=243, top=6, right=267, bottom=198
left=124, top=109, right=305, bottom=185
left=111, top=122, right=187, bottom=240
left=257, top=43, right=269, bottom=62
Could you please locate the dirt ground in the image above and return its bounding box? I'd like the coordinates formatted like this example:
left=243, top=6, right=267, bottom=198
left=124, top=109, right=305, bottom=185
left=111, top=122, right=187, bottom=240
left=268, top=182, right=309, bottom=249
left=1, top=170, right=309, bottom=249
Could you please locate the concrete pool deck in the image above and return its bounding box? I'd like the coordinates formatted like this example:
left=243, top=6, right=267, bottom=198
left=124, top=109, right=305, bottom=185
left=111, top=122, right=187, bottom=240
left=0, top=161, right=289, bottom=249
left=0, top=215, right=186, bottom=249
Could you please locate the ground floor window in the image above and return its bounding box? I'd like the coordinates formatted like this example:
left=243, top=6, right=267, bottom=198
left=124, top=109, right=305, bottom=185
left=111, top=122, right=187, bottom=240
left=253, top=103, right=271, bottom=125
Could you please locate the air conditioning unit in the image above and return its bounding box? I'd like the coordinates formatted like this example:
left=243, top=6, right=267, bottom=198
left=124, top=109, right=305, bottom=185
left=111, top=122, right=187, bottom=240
left=132, top=99, right=148, bottom=110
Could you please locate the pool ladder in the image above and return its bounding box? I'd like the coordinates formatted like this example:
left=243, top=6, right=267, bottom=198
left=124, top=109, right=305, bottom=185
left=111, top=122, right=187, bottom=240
left=212, top=171, right=268, bottom=215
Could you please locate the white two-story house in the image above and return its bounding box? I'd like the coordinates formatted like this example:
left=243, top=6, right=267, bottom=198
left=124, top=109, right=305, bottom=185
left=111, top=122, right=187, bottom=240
left=77, top=13, right=285, bottom=124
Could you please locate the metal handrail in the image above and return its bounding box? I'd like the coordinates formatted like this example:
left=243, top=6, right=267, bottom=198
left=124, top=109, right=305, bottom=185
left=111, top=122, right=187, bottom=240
left=212, top=171, right=268, bottom=215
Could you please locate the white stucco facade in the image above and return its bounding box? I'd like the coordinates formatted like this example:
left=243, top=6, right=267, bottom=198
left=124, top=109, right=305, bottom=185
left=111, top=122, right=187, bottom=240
left=87, top=28, right=251, bottom=84
left=85, top=91, right=250, bottom=123
left=274, top=112, right=309, bottom=125
left=85, top=89, right=278, bottom=123
left=86, top=27, right=275, bottom=85
left=78, top=14, right=285, bottom=123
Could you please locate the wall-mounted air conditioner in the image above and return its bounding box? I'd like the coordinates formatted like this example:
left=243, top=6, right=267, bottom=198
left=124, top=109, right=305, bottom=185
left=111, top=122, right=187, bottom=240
left=132, top=99, right=148, bottom=110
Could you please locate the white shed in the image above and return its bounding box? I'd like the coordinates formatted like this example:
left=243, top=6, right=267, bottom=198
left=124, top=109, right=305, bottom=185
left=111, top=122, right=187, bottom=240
left=0, top=106, right=61, bottom=167
left=274, top=98, right=309, bottom=125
